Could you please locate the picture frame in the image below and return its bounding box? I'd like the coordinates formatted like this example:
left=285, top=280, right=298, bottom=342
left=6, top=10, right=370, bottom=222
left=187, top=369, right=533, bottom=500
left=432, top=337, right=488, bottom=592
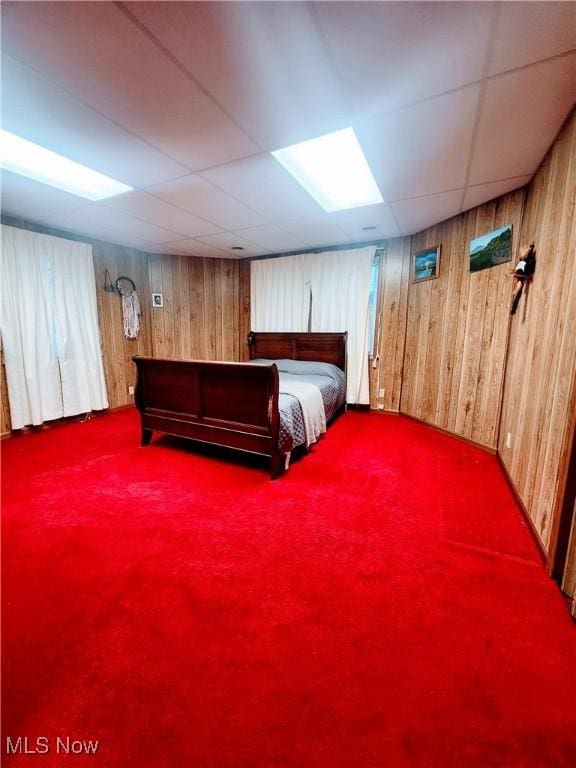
left=413, top=246, right=440, bottom=283
left=469, top=225, right=512, bottom=273
left=152, top=292, right=164, bottom=308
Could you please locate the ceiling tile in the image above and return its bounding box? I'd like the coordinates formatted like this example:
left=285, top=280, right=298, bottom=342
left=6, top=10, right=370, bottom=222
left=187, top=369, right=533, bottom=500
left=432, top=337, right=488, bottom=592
left=231, top=224, right=308, bottom=254
left=462, top=176, right=532, bottom=212
left=489, top=3, right=576, bottom=76
left=161, top=239, right=246, bottom=260
left=329, top=203, right=402, bottom=241
left=391, top=190, right=463, bottom=236
left=1, top=54, right=188, bottom=189
left=146, top=175, right=268, bottom=230
left=357, top=85, right=480, bottom=201
left=0, top=170, right=88, bottom=222
left=469, top=54, right=576, bottom=184
left=36, top=215, right=156, bottom=252
left=200, top=154, right=323, bottom=220
left=195, top=232, right=267, bottom=258
left=104, top=191, right=221, bottom=238
left=47, top=204, right=184, bottom=245
left=2, top=55, right=186, bottom=187
left=146, top=244, right=193, bottom=257
left=2, top=1, right=259, bottom=170
left=313, top=2, right=494, bottom=115
left=126, top=1, right=346, bottom=150
left=85, top=231, right=156, bottom=252
left=276, top=216, right=352, bottom=248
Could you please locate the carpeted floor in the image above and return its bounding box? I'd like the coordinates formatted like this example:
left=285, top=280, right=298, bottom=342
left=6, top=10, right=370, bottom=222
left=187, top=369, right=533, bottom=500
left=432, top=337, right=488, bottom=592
left=2, top=408, right=575, bottom=767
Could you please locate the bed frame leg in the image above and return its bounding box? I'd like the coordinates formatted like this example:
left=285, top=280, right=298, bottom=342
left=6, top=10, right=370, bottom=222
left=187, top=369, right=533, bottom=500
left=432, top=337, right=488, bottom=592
left=141, top=427, right=153, bottom=446
left=270, top=451, right=284, bottom=480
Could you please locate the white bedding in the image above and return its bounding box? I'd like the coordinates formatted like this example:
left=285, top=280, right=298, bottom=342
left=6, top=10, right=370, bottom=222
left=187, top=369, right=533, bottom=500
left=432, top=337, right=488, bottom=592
left=278, top=379, right=326, bottom=447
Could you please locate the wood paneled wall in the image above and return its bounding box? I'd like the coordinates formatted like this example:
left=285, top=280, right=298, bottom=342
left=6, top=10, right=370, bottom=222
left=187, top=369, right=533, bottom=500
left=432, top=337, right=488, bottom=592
left=499, top=110, right=576, bottom=555
left=148, top=254, right=250, bottom=362
left=1, top=349, right=11, bottom=435
left=92, top=243, right=153, bottom=409
left=400, top=189, right=525, bottom=449
left=369, top=238, right=411, bottom=411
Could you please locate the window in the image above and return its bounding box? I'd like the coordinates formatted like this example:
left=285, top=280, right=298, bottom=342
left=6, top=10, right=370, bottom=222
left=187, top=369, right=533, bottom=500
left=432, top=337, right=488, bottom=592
left=367, top=249, right=382, bottom=356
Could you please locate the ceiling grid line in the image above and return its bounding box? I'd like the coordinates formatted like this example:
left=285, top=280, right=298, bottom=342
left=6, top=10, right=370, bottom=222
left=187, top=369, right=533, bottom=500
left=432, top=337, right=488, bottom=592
left=348, top=48, right=576, bottom=126
left=114, top=0, right=264, bottom=153
left=457, top=2, right=502, bottom=213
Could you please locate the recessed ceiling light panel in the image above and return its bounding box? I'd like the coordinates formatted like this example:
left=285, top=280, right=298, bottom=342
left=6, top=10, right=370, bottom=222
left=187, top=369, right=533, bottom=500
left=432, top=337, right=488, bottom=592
left=0, top=129, right=132, bottom=200
left=271, top=128, right=383, bottom=213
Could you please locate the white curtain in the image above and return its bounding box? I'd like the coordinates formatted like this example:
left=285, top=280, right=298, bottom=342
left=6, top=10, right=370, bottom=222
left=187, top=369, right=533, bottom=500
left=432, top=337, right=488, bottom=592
left=0, top=226, right=108, bottom=429
left=1, top=227, right=64, bottom=427
left=250, top=245, right=375, bottom=405
left=251, top=253, right=311, bottom=331
left=51, top=237, right=108, bottom=416
left=309, top=247, right=375, bottom=404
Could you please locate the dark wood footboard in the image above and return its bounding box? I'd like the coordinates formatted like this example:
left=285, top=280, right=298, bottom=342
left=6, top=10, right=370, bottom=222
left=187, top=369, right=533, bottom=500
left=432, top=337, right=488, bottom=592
left=133, top=357, right=283, bottom=478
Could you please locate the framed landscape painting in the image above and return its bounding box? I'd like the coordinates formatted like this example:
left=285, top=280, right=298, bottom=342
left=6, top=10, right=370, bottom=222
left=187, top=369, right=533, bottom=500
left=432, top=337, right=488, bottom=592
left=469, top=225, right=512, bottom=273
left=413, top=246, right=440, bottom=283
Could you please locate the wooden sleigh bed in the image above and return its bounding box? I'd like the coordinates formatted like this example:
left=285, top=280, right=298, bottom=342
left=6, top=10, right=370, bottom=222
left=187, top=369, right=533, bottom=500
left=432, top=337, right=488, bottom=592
left=133, top=332, right=347, bottom=478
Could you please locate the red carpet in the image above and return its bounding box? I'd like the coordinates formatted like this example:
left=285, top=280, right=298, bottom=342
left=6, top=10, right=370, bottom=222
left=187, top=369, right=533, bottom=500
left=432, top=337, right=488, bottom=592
left=2, top=409, right=575, bottom=767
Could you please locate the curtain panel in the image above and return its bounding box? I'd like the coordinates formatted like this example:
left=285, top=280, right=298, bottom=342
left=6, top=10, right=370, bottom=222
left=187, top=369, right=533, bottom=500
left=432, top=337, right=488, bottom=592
left=251, top=253, right=311, bottom=332
left=250, top=245, right=376, bottom=404
left=309, top=247, right=375, bottom=404
left=0, top=226, right=108, bottom=429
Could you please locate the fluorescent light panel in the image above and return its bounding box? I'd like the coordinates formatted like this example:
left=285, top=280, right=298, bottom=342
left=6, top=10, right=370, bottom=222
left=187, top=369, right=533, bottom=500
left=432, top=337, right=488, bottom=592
left=272, top=128, right=383, bottom=212
left=0, top=129, right=132, bottom=200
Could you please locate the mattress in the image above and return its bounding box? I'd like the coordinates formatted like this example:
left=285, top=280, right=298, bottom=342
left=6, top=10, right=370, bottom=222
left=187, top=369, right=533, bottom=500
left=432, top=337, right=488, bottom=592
left=254, top=359, right=346, bottom=453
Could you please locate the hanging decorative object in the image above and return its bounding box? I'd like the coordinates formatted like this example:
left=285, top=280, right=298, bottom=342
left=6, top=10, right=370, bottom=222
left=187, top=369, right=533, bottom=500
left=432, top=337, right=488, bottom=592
left=103, top=269, right=116, bottom=293
left=115, top=276, right=141, bottom=339
left=510, top=242, right=536, bottom=315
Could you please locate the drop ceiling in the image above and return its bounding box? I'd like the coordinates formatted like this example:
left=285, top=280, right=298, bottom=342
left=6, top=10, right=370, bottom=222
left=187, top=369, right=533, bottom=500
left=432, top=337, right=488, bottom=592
left=1, top=1, right=575, bottom=259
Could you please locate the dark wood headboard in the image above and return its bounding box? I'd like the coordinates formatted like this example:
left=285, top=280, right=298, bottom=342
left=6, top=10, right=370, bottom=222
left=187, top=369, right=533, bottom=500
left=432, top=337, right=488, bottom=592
left=248, top=332, right=347, bottom=372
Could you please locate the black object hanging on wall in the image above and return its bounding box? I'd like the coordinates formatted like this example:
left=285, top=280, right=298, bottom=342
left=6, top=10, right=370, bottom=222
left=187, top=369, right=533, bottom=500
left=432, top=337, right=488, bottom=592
left=511, top=243, right=536, bottom=315
left=103, top=269, right=116, bottom=293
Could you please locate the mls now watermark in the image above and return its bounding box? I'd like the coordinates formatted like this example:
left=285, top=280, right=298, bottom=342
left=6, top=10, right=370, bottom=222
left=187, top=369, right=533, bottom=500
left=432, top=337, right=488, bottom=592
left=6, top=736, right=99, bottom=755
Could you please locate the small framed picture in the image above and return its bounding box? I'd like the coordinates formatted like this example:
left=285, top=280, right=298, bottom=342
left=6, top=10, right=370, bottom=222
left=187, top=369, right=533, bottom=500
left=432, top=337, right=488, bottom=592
left=152, top=292, right=164, bottom=308
left=413, top=246, right=440, bottom=283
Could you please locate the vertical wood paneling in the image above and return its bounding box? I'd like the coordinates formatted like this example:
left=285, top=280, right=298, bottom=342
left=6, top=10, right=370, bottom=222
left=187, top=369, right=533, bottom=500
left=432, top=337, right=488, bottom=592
left=91, top=242, right=153, bottom=409
left=238, top=259, right=251, bottom=362
left=204, top=259, right=218, bottom=360
left=370, top=237, right=411, bottom=411
left=401, top=189, right=525, bottom=449
left=231, top=260, right=240, bottom=361
left=161, top=254, right=176, bottom=359
left=148, top=253, right=166, bottom=359
left=221, top=260, right=236, bottom=361
left=499, top=109, right=576, bottom=555
left=148, top=254, right=249, bottom=363
left=1, top=347, right=11, bottom=435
